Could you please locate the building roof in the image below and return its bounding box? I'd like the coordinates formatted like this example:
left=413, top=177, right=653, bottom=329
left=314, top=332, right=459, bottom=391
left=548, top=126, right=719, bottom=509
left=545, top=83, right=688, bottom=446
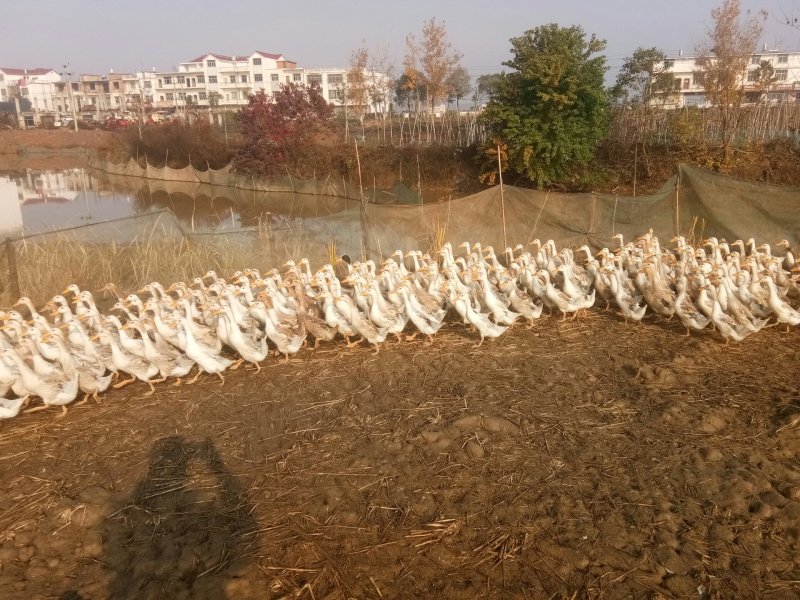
left=187, top=51, right=286, bottom=63
left=0, top=67, right=57, bottom=76
left=254, top=51, right=284, bottom=60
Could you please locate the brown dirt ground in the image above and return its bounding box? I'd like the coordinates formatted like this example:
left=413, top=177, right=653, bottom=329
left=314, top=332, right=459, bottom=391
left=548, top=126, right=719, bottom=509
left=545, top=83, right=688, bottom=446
left=0, top=130, right=118, bottom=171
left=0, top=313, right=799, bottom=599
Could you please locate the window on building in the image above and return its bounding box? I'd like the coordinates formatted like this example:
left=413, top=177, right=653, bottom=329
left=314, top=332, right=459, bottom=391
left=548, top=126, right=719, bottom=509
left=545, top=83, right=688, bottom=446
left=113, top=81, right=119, bottom=89
left=199, top=91, right=207, bottom=100
left=307, top=74, right=322, bottom=86
left=328, top=73, right=344, bottom=85
left=144, top=81, right=152, bottom=89
left=1, top=89, right=6, bottom=99
left=208, top=75, right=217, bottom=83
left=21, top=87, right=29, bottom=97
left=778, top=54, right=789, bottom=64
left=71, top=83, right=78, bottom=91
left=747, top=71, right=759, bottom=82
left=166, top=93, right=174, bottom=100
left=663, top=59, right=674, bottom=69
left=293, top=73, right=301, bottom=82
left=751, top=55, right=761, bottom=65
left=0, top=74, right=4, bottom=82
left=164, top=76, right=172, bottom=85
left=241, top=74, right=248, bottom=83
left=254, top=74, right=263, bottom=82
left=207, top=59, right=216, bottom=67
left=285, top=76, right=290, bottom=83
left=103, top=83, right=109, bottom=92
left=253, top=58, right=262, bottom=66
left=178, top=92, right=186, bottom=100
left=230, top=75, right=236, bottom=83
left=329, top=89, right=343, bottom=101
left=231, top=92, right=238, bottom=100
left=159, top=95, right=164, bottom=101
left=776, top=69, right=788, bottom=81
left=178, top=76, right=185, bottom=84
left=271, top=74, right=279, bottom=81
left=682, top=78, right=690, bottom=89
left=197, top=75, right=205, bottom=84
left=158, top=79, right=163, bottom=87
left=114, top=97, right=120, bottom=104
left=89, top=82, right=96, bottom=91
left=692, top=72, right=705, bottom=86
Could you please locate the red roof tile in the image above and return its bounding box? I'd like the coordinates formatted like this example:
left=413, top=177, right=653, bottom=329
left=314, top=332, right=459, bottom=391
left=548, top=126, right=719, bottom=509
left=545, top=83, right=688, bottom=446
left=0, top=67, right=56, bottom=76
left=254, top=51, right=284, bottom=60
left=186, top=51, right=288, bottom=63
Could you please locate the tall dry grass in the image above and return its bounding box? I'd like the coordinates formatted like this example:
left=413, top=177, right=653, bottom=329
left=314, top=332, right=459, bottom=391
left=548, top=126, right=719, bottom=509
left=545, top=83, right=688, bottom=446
left=3, top=223, right=326, bottom=308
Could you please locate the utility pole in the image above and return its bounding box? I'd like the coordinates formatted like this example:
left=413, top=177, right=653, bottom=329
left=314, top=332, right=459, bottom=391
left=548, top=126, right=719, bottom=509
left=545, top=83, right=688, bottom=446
left=61, top=64, right=79, bottom=132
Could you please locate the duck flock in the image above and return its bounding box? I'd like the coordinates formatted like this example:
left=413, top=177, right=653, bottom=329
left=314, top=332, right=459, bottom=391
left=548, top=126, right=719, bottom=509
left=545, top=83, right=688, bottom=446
left=1, top=232, right=798, bottom=420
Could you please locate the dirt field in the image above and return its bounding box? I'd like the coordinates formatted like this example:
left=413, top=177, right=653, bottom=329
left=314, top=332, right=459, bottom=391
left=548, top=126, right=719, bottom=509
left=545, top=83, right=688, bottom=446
left=0, top=130, right=117, bottom=171
left=0, top=313, right=798, bottom=599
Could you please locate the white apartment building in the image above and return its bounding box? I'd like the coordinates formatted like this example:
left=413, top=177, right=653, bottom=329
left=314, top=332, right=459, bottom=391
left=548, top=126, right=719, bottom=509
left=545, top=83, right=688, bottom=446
left=153, top=51, right=389, bottom=113
left=0, top=67, right=62, bottom=125
left=659, top=48, right=800, bottom=108
left=2, top=51, right=392, bottom=126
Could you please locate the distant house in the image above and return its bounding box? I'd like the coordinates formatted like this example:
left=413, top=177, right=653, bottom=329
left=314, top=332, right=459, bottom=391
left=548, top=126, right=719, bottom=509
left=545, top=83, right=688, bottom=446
left=0, top=67, right=61, bottom=126
left=152, top=51, right=390, bottom=113
left=656, top=48, right=800, bottom=108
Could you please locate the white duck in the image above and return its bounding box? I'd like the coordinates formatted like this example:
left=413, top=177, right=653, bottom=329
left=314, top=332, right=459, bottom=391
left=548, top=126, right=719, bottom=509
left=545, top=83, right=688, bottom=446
left=2, top=347, right=79, bottom=417
left=452, top=292, right=507, bottom=346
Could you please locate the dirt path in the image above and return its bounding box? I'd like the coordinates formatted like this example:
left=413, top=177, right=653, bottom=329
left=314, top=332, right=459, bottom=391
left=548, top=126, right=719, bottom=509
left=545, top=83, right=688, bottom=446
left=0, top=314, right=798, bottom=599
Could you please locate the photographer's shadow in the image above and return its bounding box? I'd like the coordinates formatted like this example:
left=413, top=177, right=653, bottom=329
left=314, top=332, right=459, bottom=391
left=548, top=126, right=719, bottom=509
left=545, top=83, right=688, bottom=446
left=102, top=436, right=257, bottom=600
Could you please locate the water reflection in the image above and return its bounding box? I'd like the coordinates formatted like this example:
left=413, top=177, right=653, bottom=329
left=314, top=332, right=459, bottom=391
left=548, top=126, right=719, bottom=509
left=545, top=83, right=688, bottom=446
left=0, top=168, right=358, bottom=238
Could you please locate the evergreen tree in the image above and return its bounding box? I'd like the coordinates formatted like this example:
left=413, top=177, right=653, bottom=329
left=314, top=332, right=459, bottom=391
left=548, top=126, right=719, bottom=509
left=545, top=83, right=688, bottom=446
left=480, top=24, right=610, bottom=186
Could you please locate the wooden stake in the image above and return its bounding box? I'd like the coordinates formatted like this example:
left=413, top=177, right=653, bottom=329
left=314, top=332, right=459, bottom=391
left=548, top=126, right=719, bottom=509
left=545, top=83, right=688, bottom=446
left=497, top=144, right=507, bottom=249
left=5, top=238, right=21, bottom=302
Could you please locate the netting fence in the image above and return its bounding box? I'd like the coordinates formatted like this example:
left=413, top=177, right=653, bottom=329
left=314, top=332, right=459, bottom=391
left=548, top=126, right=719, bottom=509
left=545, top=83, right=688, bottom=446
left=2, top=161, right=798, bottom=307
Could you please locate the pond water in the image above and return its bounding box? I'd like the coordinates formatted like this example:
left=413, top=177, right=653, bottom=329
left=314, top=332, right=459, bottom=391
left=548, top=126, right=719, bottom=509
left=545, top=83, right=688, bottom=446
left=0, top=167, right=358, bottom=238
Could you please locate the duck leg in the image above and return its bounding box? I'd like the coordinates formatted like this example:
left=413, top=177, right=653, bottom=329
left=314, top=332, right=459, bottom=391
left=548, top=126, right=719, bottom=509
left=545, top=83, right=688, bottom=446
left=92, top=391, right=102, bottom=404
left=172, top=378, right=183, bottom=387
left=75, top=393, right=90, bottom=406
left=143, top=381, right=157, bottom=397
left=217, top=372, right=226, bottom=386
left=113, top=375, right=137, bottom=389
left=345, top=336, right=364, bottom=349
left=187, top=370, right=203, bottom=385
left=405, top=332, right=419, bottom=342
left=56, top=405, right=68, bottom=419
left=229, top=358, right=244, bottom=370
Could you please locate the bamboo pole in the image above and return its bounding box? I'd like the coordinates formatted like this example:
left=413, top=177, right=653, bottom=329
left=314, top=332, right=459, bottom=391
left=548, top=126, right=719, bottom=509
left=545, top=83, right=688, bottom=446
left=355, top=141, right=369, bottom=261
left=497, top=144, right=507, bottom=249
left=5, top=238, right=21, bottom=302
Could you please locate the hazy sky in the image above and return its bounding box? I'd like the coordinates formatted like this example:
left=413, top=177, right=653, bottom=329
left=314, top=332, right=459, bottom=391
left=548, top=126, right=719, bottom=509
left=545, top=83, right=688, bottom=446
left=2, top=0, right=799, bottom=81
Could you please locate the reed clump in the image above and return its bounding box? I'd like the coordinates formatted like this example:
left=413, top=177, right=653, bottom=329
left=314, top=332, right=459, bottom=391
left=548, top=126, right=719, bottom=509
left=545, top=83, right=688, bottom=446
left=4, top=223, right=322, bottom=307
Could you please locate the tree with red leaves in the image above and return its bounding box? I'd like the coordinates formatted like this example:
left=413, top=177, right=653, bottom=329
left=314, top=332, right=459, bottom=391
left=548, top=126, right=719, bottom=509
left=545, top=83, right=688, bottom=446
left=233, top=83, right=333, bottom=176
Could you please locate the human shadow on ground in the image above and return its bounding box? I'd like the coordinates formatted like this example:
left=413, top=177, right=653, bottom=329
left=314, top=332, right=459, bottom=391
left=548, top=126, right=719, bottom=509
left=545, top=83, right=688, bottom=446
left=100, top=436, right=258, bottom=600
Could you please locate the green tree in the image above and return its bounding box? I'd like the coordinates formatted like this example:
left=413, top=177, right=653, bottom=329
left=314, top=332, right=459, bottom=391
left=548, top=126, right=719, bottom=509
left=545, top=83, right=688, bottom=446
left=480, top=24, right=610, bottom=186
left=445, top=66, right=472, bottom=109
left=472, top=73, right=505, bottom=106
left=611, top=47, right=677, bottom=105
